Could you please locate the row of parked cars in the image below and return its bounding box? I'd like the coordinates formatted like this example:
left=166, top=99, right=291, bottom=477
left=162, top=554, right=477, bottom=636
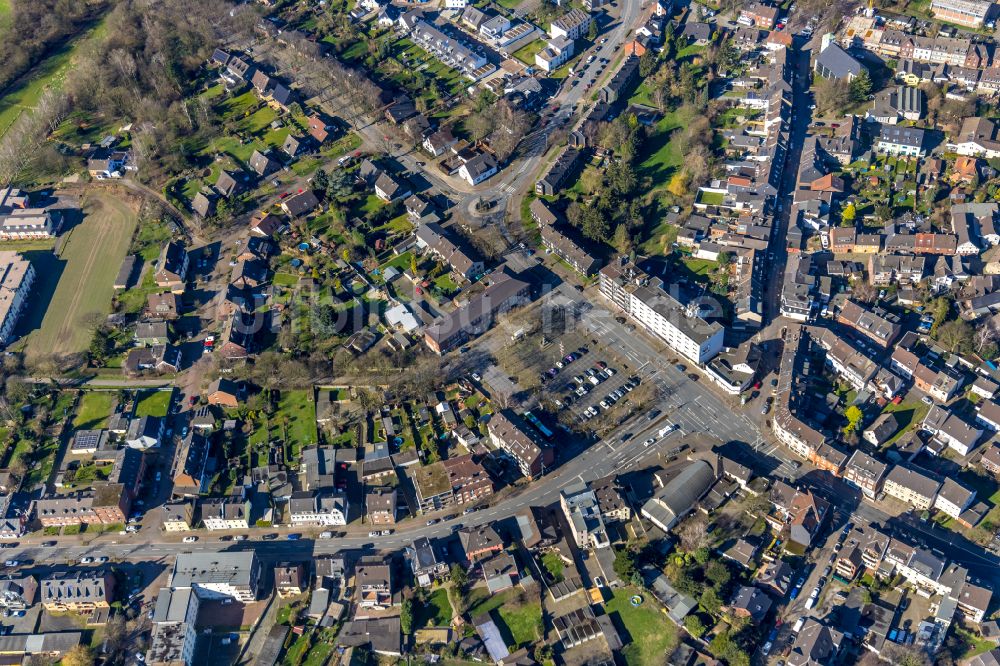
left=539, top=348, right=589, bottom=384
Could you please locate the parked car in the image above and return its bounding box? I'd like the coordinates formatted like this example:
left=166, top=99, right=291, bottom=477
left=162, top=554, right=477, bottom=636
left=183, top=536, right=198, bottom=543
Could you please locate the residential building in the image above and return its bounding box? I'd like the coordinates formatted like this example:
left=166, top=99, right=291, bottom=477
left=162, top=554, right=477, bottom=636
left=200, top=496, right=251, bottom=530
left=415, top=222, right=483, bottom=280
left=951, top=117, right=1000, bottom=158
left=356, top=557, right=394, bottom=609
left=287, top=491, right=347, bottom=526
left=923, top=404, right=983, bottom=455
left=560, top=481, right=611, bottom=550
left=487, top=410, right=552, bottom=478
left=161, top=502, right=194, bottom=532
left=0, top=575, right=36, bottom=611
left=366, top=487, right=396, bottom=525
left=154, top=242, right=189, bottom=292
left=836, top=300, right=901, bottom=347
left=536, top=147, right=583, bottom=196
left=729, top=586, right=772, bottom=624
left=125, top=415, right=164, bottom=450
left=739, top=2, right=779, bottom=28
left=274, top=563, right=306, bottom=598
left=171, top=552, right=260, bottom=602
left=423, top=127, right=456, bottom=157
left=41, top=571, right=115, bottom=611
left=459, top=523, right=504, bottom=561
left=411, top=454, right=493, bottom=512
left=409, top=537, right=449, bottom=587
left=981, top=443, right=1000, bottom=475
left=934, top=477, right=976, bottom=519
left=844, top=450, right=889, bottom=498
left=549, top=9, right=591, bottom=40
left=458, top=153, right=498, bottom=186
left=0, top=252, right=34, bottom=345
left=876, top=125, right=926, bottom=157
left=535, top=36, right=574, bottom=72
left=883, top=464, right=941, bottom=510
left=599, top=259, right=724, bottom=364
left=863, top=412, right=899, bottom=447
left=787, top=620, right=843, bottom=666
left=540, top=223, right=599, bottom=276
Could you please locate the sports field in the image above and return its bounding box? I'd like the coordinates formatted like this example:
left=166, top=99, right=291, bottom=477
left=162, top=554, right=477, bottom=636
left=21, top=192, right=137, bottom=361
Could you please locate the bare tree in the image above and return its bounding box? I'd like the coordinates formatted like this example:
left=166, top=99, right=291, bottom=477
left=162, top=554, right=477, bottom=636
left=677, top=515, right=711, bottom=553
left=974, top=320, right=998, bottom=356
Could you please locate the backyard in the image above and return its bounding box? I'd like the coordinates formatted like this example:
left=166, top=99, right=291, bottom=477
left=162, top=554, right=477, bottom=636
left=466, top=588, right=542, bottom=649
left=134, top=389, right=173, bottom=418
left=604, top=587, right=679, bottom=666
left=415, top=587, right=453, bottom=629
left=276, top=389, right=318, bottom=460
left=73, top=391, right=115, bottom=429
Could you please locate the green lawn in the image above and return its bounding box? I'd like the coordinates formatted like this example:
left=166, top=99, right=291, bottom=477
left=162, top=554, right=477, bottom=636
left=604, top=587, right=679, bottom=666
left=416, top=587, right=453, bottom=628
left=73, top=392, right=115, bottom=430
left=512, top=39, right=545, bottom=66
left=541, top=552, right=564, bottom=582
left=880, top=400, right=930, bottom=447
left=682, top=258, right=718, bottom=276
left=276, top=390, right=318, bottom=460
left=638, top=106, right=695, bottom=193
left=697, top=190, right=725, bottom=205
left=273, top=272, right=300, bottom=287
left=466, top=588, right=541, bottom=648
left=134, top=389, right=173, bottom=418
left=20, top=193, right=137, bottom=361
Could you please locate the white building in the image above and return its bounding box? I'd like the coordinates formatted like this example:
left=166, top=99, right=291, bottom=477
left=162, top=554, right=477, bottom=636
left=458, top=153, right=498, bottom=186
left=170, top=552, right=260, bottom=602
left=200, top=498, right=251, bottom=530
left=536, top=36, right=575, bottom=72
left=933, top=478, right=976, bottom=519
left=288, top=492, right=348, bottom=526
left=560, top=482, right=610, bottom=549
left=550, top=9, right=592, bottom=40
left=0, top=252, right=34, bottom=346
left=599, top=260, right=724, bottom=364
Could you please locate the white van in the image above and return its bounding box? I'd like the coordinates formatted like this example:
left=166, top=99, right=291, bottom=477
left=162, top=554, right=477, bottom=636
left=793, top=618, right=806, bottom=633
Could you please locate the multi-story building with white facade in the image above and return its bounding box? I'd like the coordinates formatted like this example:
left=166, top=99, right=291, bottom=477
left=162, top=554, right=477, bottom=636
left=934, top=478, right=976, bottom=519
left=549, top=9, right=592, bottom=40
left=200, top=497, right=251, bottom=530
left=560, top=481, right=610, bottom=550
left=536, top=36, right=575, bottom=72
left=287, top=491, right=347, bottom=526
left=0, top=252, right=34, bottom=346
left=170, top=552, right=260, bottom=602
left=599, top=259, right=724, bottom=364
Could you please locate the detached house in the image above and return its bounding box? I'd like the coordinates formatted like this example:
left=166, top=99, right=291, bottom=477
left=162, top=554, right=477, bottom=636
left=154, top=242, right=188, bottom=292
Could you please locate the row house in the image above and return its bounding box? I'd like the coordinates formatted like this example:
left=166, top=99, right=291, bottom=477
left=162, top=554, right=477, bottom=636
left=816, top=329, right=878, bottom=391
left=882, top=464, right=940, bottom=510
left=843, top=450, right=888, bottom=498
left=836, top=300, right=902, bottom=347
left=868, top=254, right=926, bottom=286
